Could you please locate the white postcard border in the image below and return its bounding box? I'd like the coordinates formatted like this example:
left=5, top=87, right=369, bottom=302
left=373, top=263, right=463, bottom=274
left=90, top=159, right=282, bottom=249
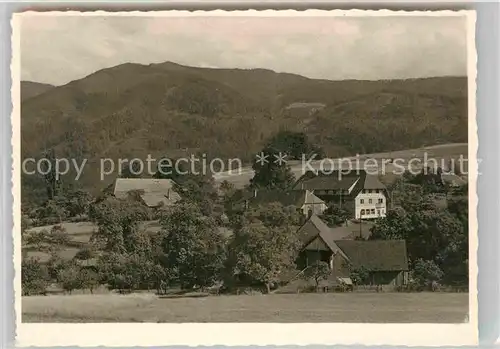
left=12, top=9, right=478, bottom=347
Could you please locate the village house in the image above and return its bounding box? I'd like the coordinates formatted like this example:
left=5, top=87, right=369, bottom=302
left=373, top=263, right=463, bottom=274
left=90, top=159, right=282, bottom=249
left=237, top=189, right=328, bottom=217
left=113, top=178, right=181, bottom=208
left=295, top=215, right=409, bottom=286
left=293, top=170, right=387, bottom=220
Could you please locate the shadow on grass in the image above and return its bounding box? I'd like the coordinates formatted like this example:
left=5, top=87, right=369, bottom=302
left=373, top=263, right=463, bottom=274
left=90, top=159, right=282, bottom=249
left=157, top=289, right=211, bottom=299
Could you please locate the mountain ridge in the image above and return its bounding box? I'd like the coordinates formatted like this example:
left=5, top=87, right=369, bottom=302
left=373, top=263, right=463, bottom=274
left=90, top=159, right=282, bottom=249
left=20, top=61, right=468, bottom=203
left=21, top=81, right=55, bottom=101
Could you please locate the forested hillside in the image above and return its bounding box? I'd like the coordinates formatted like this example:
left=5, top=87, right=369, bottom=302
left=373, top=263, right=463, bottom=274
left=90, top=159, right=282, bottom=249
left=21, top=61, right=468, bottom=203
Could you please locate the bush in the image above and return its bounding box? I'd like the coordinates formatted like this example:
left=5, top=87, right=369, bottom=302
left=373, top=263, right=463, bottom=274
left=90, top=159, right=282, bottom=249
left=22, top=258, right=49, bottom=296
left=302, top=262, right=330, bottom=290
left=74, top=247, right=96, bottom=261
left=411, top=259, right=444, bottom=289
left=57, top=264, right=83, bottom=294
left=46, top=254, right=72, bottom=281
left=80, top=269, right=100, bottom=293
left=350, top=266, right=371, bottom=285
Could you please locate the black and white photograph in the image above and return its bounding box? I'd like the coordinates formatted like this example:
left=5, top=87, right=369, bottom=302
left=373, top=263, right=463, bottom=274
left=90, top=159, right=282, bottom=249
left=13, top=9, right=477, bottom=346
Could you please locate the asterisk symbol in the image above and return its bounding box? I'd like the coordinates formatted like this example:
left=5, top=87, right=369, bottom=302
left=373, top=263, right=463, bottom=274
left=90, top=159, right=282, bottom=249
left=255, top=152, right=269, bottom=166
left=273, top=152, right=288, bottom=166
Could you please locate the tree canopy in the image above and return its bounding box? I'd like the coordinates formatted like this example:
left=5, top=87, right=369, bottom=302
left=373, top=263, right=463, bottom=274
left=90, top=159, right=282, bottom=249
left=227, top=202, right=302, bottom=293
left=250, top=146, right=295, bottom=190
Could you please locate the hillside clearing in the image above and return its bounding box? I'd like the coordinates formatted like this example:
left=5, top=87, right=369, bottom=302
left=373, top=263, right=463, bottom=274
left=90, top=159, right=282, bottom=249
left=214, top=143, right=468, bottom=188
left=23, top=292, right=468, bottom=323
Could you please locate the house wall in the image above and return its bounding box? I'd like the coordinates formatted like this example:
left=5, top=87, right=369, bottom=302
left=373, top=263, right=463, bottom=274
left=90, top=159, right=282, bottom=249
left=355, top=190, right=387, bottom=219
left=301, top=202, right=328, bottom=216
left=370, top=271, right=406, bottom=286
left=303, top=236, right=330, bottom=252
left=331, top=252, right=351, bottom=277
left=296, top=250, right=332, bottom=270
left=312, top=193, right=356, bottom=216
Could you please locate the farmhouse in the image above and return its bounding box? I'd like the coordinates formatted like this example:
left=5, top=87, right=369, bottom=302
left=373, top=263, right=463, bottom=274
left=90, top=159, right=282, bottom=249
left=113, top=178, right=181, bottom=208
left=294, top=170, right=387, bottom=219
left=296, top=215, right=409, bottom=286
left=237, top=189, right=328, bottom=217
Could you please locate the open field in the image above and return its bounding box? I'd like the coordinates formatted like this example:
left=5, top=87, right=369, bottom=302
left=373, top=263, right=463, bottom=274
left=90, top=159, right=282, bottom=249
left=214, top=143, right=468, bottom=188
left=23, top=292, right=469, bottom=323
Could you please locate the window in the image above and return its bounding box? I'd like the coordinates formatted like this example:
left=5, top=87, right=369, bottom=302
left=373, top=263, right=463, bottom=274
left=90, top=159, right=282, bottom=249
left=377, top=209, right=380, bottom=216
left=368, top=189, right=372, bottom=193
left=360, top=209, right=366, bottom=215
left=381, top=209, right=385, bottom=215
left=378, top=198, right=383, bottom=204
left=369, top=199, right=373, bottom=204
left=360, top=199, right=364, bottom=204
left=371, top=209, right=375, bottom=214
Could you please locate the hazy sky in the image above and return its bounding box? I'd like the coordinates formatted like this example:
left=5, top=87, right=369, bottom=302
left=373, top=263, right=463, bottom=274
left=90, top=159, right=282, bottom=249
left=20, top=14, right=469, bottom=86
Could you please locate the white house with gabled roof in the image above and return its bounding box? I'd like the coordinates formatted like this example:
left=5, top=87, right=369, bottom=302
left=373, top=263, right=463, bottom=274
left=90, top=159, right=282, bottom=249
left=293, top=170, right=387, bottom=220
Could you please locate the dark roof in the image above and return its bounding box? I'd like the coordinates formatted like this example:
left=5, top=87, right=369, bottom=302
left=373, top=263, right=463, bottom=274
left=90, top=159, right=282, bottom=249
left=299, top=216, right=372, bottom=244
left=334, top=240, right=409, bottom=271
left=298, top=214, right=329, bottom=243
left=293, top=170, right=386, bottom=197
left=113, top=178, right=181, bottom=207
left=294, top=171, right=361, bottom=191
left=330, top=224, right=372, bottom=240
left=299, top=215, right=348, bottom=260
left=250, top=190, right=307, bottom=207
left=241, top=189, right=326, bottom=209
left=363, top=174, right=386, bottom=190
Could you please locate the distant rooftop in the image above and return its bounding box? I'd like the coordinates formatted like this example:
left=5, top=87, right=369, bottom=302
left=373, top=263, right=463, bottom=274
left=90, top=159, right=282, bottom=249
left=294, top=170, right=386, bottom=193
left=248, top=189, right=325, bottom=207
left=113, top=178, right=181, bottom=208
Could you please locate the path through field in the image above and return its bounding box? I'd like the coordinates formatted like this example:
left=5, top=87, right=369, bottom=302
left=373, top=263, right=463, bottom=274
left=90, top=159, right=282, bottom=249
left=23, top=292, right=469, bottom=323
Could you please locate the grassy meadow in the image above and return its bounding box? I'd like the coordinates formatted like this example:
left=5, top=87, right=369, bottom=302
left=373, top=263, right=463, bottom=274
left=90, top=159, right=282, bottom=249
left=22, top=292, right=469, bottom=323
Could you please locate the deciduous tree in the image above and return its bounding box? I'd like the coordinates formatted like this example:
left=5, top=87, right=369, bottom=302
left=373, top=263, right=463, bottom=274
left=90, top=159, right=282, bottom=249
left=89, top=197, right=151, bottom=253
left=228, top=203, right=302, bottom=293
left=57, top=264, right=82, bottom=294
left=159, top=202, right=226, bottom=290
left=411, top=259, right=444, bottom=289
left=22, top=257, right=49, bottom=296
left=250, top=146, right=295, bottom=190
left=321, top=204, right=350, bottom=227
left=303, top=261, right=330, bottom=290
